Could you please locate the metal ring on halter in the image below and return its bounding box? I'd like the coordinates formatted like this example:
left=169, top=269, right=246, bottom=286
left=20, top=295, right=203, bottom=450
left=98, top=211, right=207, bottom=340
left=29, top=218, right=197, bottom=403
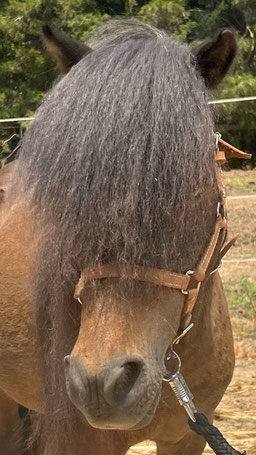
left=165, top=323, right=194, bottom=364
left=217, top=200, right=226, bottom=220
left=181, top=289, right=189, bottom=295
left=217, top=201, right=221, bottom=217
left=215, top=131, right=221, bottom=148
left=163, top=350, right=181, bottom=382
left=173, top=323, right=194, bottom=345
left=181, top=270, right=195, bottom=295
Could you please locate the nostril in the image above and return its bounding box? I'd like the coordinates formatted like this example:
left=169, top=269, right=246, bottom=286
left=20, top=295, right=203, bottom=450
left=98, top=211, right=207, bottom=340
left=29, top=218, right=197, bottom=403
left=104, top=358, right=144, bottom=407
left=114, top=361, right=142, bottom=403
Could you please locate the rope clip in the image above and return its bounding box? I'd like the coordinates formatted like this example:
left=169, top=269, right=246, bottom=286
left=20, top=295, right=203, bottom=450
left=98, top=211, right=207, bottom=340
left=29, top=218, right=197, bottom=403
left=163, top=349, right=197, bottom=422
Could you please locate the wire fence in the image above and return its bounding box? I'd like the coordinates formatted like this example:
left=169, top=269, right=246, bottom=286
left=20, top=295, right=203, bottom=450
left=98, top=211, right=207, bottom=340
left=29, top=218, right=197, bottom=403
left=0, top=116, right=34, bottom=123
left=0, top=94, right=256, bottom=166
left=227, top=194, right=256, bottom=200
left=223, top=258, right=256, bottom=263
left=208, top=95, right=256, bottom=105
left=0, top=95, right=256, bottom=125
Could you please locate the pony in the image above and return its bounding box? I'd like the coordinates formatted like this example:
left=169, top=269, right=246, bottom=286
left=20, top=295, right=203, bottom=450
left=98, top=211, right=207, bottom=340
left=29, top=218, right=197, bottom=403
left=0, top=21, right=237, bottom=455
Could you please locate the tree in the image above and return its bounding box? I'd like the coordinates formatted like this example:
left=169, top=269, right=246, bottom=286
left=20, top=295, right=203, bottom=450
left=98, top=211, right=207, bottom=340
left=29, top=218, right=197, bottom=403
left=138, top=0, right=196, bottom=39
left=0, top=0, right=109, bottom=161
left=0, top=0, right=109, bottom=120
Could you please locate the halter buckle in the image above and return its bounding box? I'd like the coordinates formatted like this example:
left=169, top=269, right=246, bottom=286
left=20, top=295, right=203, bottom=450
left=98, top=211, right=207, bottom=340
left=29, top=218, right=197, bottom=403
left=181, top=270, right=196, bottom=295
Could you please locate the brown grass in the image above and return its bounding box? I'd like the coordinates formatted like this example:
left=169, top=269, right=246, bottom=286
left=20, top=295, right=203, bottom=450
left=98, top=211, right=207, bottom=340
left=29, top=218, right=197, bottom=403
left=221, top=169, right=256, bottom=282
left=224, top=168, right=256, bottom=197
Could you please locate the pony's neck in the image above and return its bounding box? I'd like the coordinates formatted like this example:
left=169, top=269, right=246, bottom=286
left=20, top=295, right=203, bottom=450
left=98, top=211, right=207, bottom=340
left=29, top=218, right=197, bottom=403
left=180, top=271, right=230, bottom=359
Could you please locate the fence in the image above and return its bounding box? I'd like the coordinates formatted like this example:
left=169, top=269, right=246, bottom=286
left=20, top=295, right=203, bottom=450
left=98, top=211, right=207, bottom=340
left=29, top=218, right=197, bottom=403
left=1, top=96, right=255, bottom=161
left=0, top=97, right=255, bottom=158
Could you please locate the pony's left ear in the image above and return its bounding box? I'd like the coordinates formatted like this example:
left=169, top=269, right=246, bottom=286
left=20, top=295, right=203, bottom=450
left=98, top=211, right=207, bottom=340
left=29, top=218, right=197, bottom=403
left=42, top=25, right=92, bottom=73
left=192, top=29, right=237, bottom=89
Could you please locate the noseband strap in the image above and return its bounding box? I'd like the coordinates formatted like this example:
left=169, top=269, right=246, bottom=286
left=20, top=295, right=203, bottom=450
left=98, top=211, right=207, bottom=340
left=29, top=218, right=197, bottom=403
left=74, top=212, right=231, bottom=331
left=74, top=264, right=191, bottom=296
left=74, top=136, right=251, bottom=333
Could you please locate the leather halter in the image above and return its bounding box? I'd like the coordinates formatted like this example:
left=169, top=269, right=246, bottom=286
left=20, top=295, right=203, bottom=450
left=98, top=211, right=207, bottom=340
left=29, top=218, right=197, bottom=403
left=74, top=136, right=251, bottom=332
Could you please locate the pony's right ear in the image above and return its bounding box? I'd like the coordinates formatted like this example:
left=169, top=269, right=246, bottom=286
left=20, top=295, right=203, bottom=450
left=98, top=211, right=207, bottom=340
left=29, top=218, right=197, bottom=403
left=42, top=25, right=92, bottom=73
left=192, top=29, right=237, bottom=89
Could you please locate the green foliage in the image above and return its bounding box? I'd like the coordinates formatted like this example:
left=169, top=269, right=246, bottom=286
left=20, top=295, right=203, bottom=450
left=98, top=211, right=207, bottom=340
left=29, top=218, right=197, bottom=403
left=0, top=139, right=11, bottom=164
left=0, top=0, right=256, bottom=165
left=224, top=277, right=256, bottom=318
left=0, top=0, right=57, bottom=120
left=0, top=0, right=109, bottom=123
left=186, top=1, right=246, bottom=40
left=215, top=72, right=256, bottom=167
left=138, top=0, right=196, bottom=39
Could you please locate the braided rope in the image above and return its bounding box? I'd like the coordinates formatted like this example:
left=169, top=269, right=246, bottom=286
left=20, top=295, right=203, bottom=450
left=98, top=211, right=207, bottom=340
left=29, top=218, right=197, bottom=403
left=188, top=413, right=246, bottom=455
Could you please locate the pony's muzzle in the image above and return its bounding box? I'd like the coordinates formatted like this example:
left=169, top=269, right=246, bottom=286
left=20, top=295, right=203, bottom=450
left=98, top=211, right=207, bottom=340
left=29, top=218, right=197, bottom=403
left=103, top=356, right=143, bottom=407
left=64, top=354, right=150, bottom=428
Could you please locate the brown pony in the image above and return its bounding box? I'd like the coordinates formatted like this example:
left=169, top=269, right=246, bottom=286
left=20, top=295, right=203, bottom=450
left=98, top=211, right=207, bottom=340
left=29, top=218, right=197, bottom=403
left=0, top=22, right=237, bottom=455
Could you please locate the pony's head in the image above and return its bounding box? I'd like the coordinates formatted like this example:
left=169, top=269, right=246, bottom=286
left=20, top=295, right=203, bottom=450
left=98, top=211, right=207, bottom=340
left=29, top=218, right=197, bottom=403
left=17, top=21, right=236, bottom=444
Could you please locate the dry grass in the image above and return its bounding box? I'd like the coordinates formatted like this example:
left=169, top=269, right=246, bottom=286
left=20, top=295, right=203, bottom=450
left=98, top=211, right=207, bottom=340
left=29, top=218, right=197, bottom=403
left=127, top=169, right=256, bottom=455
left=221, top=195, right=256, bottom=280
left=224, top=168, right=256, bottom=197
left=221, top=169, right=256, bottom=283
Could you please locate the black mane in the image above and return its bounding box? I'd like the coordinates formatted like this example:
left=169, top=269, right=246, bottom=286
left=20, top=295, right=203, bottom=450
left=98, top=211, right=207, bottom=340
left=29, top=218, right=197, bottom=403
left=15, top=23, right=219, bottom=273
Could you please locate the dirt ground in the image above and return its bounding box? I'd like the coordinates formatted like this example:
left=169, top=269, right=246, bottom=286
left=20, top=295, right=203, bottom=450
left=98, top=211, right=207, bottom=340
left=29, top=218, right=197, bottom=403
left=128, top=169, right=256, bottom=455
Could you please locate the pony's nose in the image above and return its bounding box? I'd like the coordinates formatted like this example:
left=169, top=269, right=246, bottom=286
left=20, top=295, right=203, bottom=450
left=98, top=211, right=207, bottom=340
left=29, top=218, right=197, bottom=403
left=103, top=357, right=144, bottom=407
left=64, top=355, right=145, bottom=410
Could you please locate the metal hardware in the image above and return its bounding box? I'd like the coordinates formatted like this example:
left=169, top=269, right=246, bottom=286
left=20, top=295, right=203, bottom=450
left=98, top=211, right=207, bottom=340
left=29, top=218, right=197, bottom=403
left=181, top=270, right=195, bottom=295
left=173, top=323, right=194, bottom=345
left=165, top=348, right=181, bottom=368
left=210, top=260, right=222, bottom=275
left=181, top=289, right=188, bottom=295
left=217, top=201, right=226, bottom=220
left=215, top=132, right=221, bottom=148
left=163, top=350, right=197, bottom=422
left=165, top=323, right=194, bottom=361
left=186, top=270, right=195, bottom=276
left=217, top=201, right=221, bottom=217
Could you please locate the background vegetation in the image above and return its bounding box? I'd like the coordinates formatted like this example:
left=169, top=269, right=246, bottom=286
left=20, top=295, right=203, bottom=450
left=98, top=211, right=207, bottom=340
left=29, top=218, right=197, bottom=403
left=0, top=0, right=255, bottom=165
left=224, top=277, right=256, bottom=318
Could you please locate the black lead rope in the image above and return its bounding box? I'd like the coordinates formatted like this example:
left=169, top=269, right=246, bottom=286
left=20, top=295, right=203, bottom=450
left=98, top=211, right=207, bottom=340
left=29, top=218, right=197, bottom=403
left=188, top=413, right=246, bottom=455
left=164, top=336, right=247, bottom=455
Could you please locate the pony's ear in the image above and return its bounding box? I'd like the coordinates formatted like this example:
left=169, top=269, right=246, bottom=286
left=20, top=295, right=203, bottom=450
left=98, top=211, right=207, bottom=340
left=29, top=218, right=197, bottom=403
left=42, top=25, right=92, bottom=73
left=193, top=29, right=237, bottom=89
